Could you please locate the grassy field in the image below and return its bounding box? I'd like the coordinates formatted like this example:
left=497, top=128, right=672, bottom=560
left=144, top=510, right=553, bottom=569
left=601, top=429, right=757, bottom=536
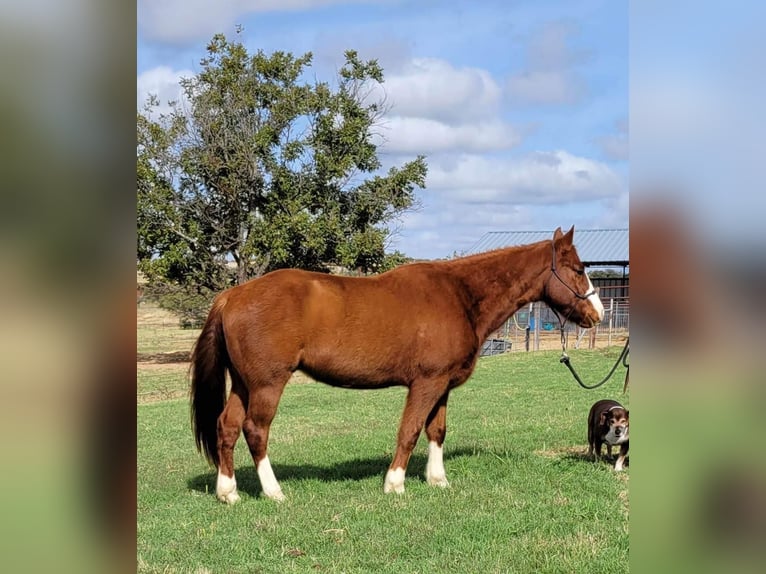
left=138, top=347, right=629, bottom=574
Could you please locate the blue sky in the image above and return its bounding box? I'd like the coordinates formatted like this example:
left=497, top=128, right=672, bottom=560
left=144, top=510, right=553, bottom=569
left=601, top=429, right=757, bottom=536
left=138, top=0, right=628, bottom=260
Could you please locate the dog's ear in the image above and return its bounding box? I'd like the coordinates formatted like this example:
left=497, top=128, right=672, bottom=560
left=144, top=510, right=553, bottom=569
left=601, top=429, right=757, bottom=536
left=599, top=411, right=608, bottom=425
left=625, top=410, right=629, bottom=418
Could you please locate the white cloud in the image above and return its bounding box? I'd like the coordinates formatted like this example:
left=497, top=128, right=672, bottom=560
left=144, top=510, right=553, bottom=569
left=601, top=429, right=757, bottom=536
left=506, top=70, right=583, bottom=105
left=137, top=66, right=194, bottom=115
left=427, top=150, right=624, bottom=204
left=313, top=31, right=413, bottom=76
left=400, top=200, right=532, bottom=232
left=505, top=21, right=587, bottom=105
left=376, top=58, right=503, bottom=123
left=360, top=57, right=520, bottom=154
left=139, top=1, right=237, bottom=45
left=138, top=0, right=399, bottom=44
left=374, top=117, right=521, bottom=154
left=526, top=21, right=585, bottom=70
left=393, top=199, right=535, bottom=258
left=366, top=57, right=518, bottom=153
left=596, top=118, right=629, bottom=161
left=606, top=190, right=629, bottom=225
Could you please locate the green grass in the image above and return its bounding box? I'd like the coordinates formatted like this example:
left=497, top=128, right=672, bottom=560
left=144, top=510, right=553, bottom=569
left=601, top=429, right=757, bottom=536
left=138, top=347, right=629, bottom=573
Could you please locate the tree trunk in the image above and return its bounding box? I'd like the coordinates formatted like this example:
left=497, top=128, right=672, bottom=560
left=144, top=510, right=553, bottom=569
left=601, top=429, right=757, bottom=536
left=237, top=261, right=248, bottom=285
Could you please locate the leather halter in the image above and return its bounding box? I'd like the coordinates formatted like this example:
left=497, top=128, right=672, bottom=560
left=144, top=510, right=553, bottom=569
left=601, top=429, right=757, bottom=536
left=548, top=237, right=597, bottom=301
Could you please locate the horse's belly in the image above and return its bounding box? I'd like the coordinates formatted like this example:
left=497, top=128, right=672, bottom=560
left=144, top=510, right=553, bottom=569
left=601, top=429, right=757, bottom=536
left=298, top=338, right=473, bottom=389
left=301, top=370, right=404, bottom=389
left=298, top=350, right=409, bottom=388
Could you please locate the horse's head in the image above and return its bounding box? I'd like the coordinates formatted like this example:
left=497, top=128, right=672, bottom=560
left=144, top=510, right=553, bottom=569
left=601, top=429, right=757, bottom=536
left=544, top=226, right=605, bottom=328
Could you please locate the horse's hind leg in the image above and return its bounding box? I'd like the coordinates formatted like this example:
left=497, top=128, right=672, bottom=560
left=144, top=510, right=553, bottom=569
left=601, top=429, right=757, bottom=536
left=385, top=378, right=450, bottom=494
left=241, top=371, right=290, bottom=501
left=424, top=391, right=450, bottom=488
left=216, top=375, right=248, bottom=504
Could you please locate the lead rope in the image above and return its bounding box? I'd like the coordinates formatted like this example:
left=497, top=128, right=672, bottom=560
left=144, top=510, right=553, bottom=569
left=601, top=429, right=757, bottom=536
left=547, top=235, right=629, bottom=392
left=559, top=327, right=630, bottom=391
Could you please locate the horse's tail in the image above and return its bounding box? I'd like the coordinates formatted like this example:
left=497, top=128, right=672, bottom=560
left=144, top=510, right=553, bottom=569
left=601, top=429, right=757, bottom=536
left=190, top=297, right=229, bottom=468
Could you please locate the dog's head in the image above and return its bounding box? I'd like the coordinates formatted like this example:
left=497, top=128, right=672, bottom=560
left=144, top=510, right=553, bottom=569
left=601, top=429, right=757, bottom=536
left=600, top=405, right=629, bottom=445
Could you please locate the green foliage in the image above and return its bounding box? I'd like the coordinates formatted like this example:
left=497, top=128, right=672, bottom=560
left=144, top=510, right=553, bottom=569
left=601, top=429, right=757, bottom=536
left=143, top=282, right=218, bottom=329
left=137, top=31, right=428, bottom=306
left=381, top=250, right=412, bottom=271
left=588, top=269, right=628, bottom=278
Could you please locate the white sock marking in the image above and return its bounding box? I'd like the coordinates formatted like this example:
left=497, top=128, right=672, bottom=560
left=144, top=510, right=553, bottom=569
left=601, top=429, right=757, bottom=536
left=216, top=470, right=240, bottom=504
left=426, top=441, right=449, bottom=487
left=384, top=467, right=406, bottom=494
left=257, top=455, right=285, bottom=501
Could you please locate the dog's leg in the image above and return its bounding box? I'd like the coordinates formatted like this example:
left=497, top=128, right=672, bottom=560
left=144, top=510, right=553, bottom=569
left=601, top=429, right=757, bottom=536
left=614, top=444, right=628, bottom=472
left=606, top=444, right=613, bottom=459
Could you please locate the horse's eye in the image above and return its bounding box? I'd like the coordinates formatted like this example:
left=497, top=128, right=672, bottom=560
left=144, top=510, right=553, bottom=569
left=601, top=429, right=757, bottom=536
left=575, top=268, right=584, bottom=276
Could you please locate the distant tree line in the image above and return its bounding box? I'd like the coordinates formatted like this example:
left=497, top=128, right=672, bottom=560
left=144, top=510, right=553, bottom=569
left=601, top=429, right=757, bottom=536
left=588, top=269, right=628, bottom=279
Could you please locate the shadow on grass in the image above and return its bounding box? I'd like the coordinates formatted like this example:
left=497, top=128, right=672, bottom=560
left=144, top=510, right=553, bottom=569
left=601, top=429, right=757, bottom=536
left=187, top=447, right=479, bottom=498
left=560, top=450, right=592, bottom=463
left=556, top=449, right=630, bottom=471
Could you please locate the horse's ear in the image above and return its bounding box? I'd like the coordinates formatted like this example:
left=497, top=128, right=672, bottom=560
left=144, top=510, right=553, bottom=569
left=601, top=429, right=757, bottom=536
left=562, top=226, right=575, bottom=246
left=553, top=227, right=563, bottom=241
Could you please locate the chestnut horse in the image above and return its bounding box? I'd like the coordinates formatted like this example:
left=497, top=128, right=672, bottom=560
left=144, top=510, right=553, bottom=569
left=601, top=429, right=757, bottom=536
left=191, top=226, right=604, bottom=503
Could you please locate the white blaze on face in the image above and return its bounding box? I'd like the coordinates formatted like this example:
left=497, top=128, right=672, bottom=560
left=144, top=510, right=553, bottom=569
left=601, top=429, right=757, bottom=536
left=605, top=425, right=629, bottom=445
left=257, top=456, right=285, bottom=502
left=586, top=274, right=605, bottom=321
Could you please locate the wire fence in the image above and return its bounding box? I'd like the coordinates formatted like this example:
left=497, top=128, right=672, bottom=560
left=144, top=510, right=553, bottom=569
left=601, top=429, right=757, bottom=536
left=137, top=302, right=200, bottom=403
left=482, top=297, right=630, bottom=355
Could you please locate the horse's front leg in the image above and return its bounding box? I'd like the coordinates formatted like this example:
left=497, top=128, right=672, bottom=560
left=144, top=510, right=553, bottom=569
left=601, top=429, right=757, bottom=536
left=384, top=379, right=449, bottom=494
left=424, top=391, right=450, bottom=488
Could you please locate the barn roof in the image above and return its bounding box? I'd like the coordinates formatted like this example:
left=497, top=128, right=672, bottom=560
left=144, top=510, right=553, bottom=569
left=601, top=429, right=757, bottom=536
left=465, top=228, right=629, bottom=267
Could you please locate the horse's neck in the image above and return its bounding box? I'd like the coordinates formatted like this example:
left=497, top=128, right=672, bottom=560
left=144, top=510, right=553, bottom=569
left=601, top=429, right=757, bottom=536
left=450, top=242, right=550, bottom=342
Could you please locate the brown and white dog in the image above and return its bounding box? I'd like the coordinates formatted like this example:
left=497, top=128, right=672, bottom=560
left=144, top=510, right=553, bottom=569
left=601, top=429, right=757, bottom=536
left=587, top=399, right=629, bottom=471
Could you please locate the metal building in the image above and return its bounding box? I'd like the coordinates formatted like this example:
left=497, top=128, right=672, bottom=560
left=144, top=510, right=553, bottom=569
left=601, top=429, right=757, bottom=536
left=465, top=228, right=629, bottom=269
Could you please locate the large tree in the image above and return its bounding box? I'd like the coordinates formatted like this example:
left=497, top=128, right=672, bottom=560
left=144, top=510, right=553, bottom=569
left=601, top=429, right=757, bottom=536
left=138, top=32, right=427, bottom=306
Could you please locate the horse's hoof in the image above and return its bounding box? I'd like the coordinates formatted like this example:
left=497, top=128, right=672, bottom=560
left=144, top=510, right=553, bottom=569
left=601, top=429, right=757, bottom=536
left=217, top=490, right=241, bottom=505
left=264, top=490, right=286, bottom=502
left=383, top=482, right=405, bottom=494
left=426, top=476, right=450, bottom=488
